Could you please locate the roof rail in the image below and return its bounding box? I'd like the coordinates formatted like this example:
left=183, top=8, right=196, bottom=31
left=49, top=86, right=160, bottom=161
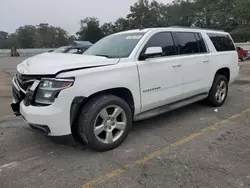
left=169, top=25, right=224, bottom=32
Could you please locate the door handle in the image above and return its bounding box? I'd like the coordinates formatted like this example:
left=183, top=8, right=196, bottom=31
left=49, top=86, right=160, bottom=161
left=172, top=64, right=182, bottom=68
left=203, top=60, right=210, bottom=63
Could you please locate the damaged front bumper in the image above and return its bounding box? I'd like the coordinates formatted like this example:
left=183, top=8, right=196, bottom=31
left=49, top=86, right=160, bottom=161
left=11, top=76, right=24, bottom=116
left=11, top=75, right=39, bottom=116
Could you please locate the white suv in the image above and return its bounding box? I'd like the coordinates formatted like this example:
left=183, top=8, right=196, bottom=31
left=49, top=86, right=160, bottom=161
left=11, top=27, right=239, bottom=151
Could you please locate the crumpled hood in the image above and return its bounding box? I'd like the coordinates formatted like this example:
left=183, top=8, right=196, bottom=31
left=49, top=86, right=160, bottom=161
left=17, top=52, right=119, bottom=75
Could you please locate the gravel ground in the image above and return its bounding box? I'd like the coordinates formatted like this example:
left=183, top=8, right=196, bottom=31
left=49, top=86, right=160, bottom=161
left=1, top=57, right=250, bottom=188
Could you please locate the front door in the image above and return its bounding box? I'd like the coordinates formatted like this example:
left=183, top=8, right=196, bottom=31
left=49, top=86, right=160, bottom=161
left=137, top=32, right=183, bottom=112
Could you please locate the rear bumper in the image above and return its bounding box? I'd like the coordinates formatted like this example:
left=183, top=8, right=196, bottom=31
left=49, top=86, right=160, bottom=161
left=230, top=66, right=240, bottom=84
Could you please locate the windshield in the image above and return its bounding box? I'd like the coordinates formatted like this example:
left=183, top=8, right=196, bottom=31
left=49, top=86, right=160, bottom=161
left=84, top=33, right=145, bottom=58
left=53, top=46, right=70, bottom=53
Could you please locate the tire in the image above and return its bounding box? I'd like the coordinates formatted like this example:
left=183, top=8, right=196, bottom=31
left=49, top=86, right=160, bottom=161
left=77, top=95, right=132, bottom=152
left=207, top=74, right=228, bottom=107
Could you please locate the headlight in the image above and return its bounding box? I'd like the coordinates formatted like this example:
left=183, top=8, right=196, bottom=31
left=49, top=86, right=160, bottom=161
left=35, top=78, right=74, bottom=105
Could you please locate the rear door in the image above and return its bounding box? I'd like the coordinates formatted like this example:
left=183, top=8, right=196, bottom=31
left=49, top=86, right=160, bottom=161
left=173, top=32, right=210, bottom=99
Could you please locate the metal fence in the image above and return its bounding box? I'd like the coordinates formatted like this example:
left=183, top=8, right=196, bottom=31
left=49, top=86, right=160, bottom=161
left=0, top=48, right=54, bottom=57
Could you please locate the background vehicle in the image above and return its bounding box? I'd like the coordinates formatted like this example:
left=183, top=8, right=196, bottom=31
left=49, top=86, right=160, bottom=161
left=12, top=27, right=239, bottom=152
left=236, top=47, right=248, bottom=61
left=50, top=41, right=92, bottom=54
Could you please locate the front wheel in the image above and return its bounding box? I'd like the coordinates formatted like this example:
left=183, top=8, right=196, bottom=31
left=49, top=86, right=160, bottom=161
left=77, top=95, right=132, bottom=152
left=207, top=75, right=228, bottom=107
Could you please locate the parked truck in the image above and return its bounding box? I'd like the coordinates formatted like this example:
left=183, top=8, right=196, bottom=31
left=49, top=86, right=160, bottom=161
left=237, top=47, right=248, bottom=61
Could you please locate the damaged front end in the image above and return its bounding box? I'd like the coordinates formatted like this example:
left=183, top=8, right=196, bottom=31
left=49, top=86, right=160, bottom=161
left=11, top=73, right=46, bottom=115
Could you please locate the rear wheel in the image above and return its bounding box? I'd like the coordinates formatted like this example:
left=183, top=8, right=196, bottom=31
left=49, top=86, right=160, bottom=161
left=207, top=75, right=228, bottom=107
left=77, top=95, right=132, bottom=152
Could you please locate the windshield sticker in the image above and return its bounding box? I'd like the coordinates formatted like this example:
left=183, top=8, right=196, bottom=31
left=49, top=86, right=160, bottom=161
left=126, top=35, right=143, bottom=40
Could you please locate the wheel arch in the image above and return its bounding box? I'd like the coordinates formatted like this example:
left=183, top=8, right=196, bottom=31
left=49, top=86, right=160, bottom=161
left=215, top=67, right=230, bottom=82
left=70, top=87, right=135, bottom=142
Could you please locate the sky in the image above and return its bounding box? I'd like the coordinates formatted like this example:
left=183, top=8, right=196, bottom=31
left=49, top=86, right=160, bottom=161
left=0, top=0, right=171, bottom=35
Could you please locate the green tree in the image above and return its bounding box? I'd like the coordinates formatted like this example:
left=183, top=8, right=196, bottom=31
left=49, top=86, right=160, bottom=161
left=127, top=0, right=153, bottom=28
left=188, top=0, right=237, bottom=31
left=36, top=23, right=69, bottom=48
left=77, top=17, right=104, bottom=43
left=0, top=31, right=8, bottom=48
left=230, top=27, right=250, bottom=42
left=37, top=23, right=50, bottom=47
left=160, top=0, right=196, bottom=27
left=54, top=27, right=69, bottom=47
left=233, top=0, right=250, bottom=27
left=16, top=25, right=37, bottom=48
left=126, top=0, right=170, bottom=28
left=5, top=34, right=19, bottom=49
left=101, top=22, right=116, bottom=36
left=68, top=35, right=77, bottom=45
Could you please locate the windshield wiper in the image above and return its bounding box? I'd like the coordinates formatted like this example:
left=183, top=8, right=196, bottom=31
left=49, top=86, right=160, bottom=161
left=94, top=54, right=112, bottom=58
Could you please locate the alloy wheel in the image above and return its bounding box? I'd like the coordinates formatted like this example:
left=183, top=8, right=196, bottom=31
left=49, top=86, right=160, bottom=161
left=94, top=105, right=127, bottom=144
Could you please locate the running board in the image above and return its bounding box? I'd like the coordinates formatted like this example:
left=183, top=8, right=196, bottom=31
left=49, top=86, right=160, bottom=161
left=134, top=93, right=208, bottom=121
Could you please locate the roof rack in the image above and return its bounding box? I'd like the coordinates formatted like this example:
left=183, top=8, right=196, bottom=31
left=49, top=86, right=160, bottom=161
left=169, top=25, right=224, bottom=32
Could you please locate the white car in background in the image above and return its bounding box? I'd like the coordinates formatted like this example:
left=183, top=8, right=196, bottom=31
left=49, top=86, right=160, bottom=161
left=12, top=27, right=239, bottom=151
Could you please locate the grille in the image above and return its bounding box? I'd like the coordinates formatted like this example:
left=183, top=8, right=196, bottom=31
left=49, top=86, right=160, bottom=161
left=16, top=73, right=36, bottom=91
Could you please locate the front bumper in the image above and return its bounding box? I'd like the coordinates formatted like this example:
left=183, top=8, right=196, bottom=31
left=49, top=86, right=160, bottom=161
left=11, top=76, right=73, bottom=136
left=19, top=96, right=73, bottom=136
left=11, top=102, right=21, bottom=116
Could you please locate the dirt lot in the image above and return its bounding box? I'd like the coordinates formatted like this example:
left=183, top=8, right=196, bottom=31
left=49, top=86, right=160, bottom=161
left=1, top=57, right=250, bottom=188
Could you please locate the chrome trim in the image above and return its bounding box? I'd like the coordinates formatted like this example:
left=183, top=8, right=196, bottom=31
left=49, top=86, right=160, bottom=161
left=23, top=79, right=36, bottom=84
left=12, top=77, right=20, bottom=91
left=38, top=78, right=75, bottom=90
left=34, top=99, right=53, bottom=105
left=41, top=78, right=75, bottom=82
left=13, top=76, right=27, bottom=94
left=14, top=76, right=27, bottom=94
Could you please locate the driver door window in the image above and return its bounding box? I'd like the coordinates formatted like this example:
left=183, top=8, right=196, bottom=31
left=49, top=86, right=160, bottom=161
left=140, top=32, right=177, bottom=59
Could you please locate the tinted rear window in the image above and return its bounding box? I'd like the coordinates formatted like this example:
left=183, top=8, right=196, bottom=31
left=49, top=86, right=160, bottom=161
left=207, top=33, right=235, bottom=52
left=174, top=32, right=200, bottom=54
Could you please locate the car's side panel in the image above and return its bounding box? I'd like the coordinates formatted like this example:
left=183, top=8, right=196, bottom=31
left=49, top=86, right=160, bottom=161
left=206, top=51, right=239, bottom=83
left=134, top=31, right=184, bottom=112
left=201, top=32, right=239, bottom=86
left=171, top=32, right=211, bottom=99
left=57, top=59, right=142, bottom=116
left=179, top=54, right=210, bottom=99
left=137, top=56, right=183, bottom=112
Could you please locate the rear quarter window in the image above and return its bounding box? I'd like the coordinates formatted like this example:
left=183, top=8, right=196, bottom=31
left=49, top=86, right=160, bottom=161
left=207, top=33, right=235, bottom=52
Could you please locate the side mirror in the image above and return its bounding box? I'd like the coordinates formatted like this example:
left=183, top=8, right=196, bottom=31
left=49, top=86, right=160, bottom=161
left=140, top=47, right=163, bottom=60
